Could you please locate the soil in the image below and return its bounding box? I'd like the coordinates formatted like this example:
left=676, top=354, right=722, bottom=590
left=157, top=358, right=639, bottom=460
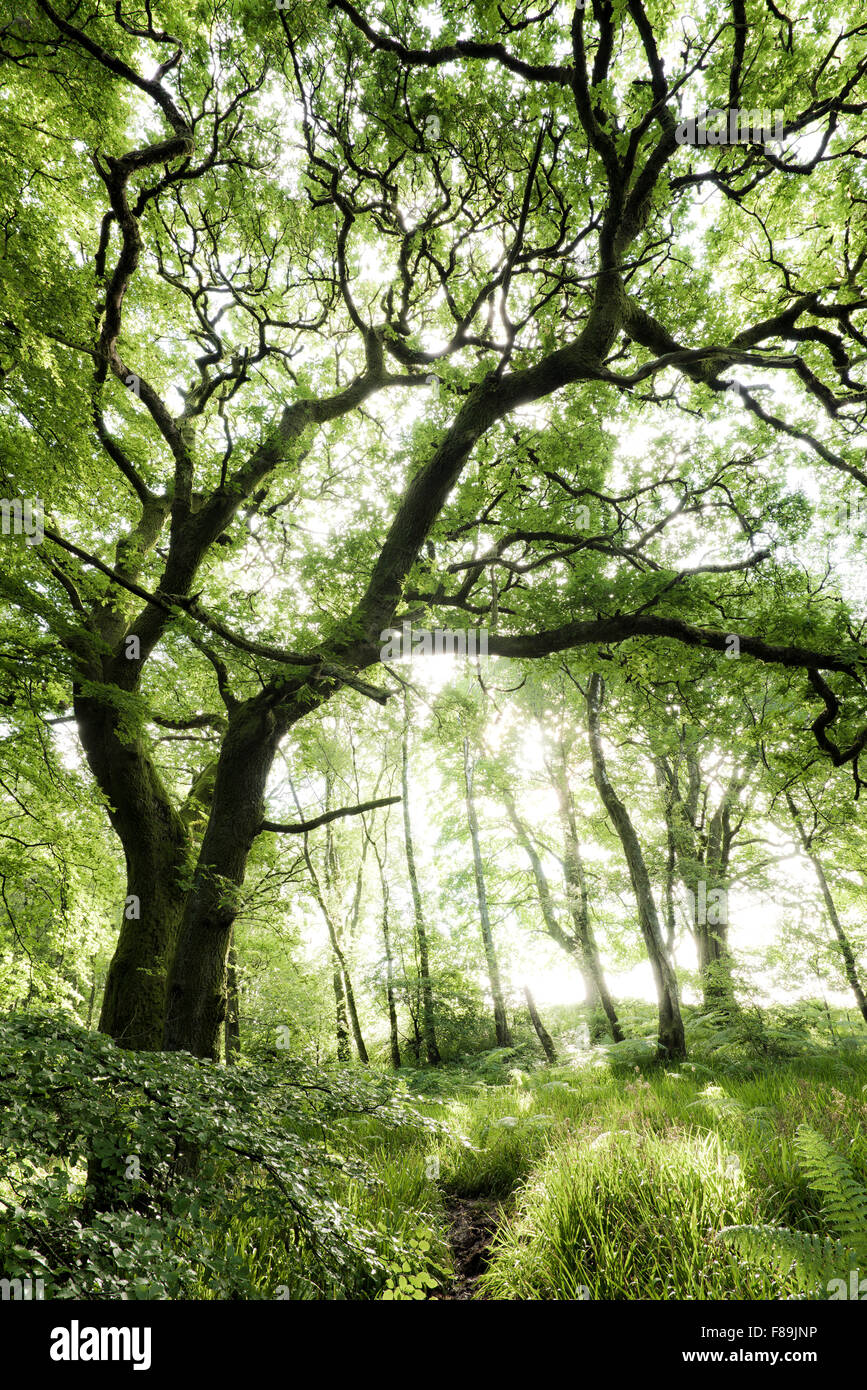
left=435, top=1195, right=505, bottom=1300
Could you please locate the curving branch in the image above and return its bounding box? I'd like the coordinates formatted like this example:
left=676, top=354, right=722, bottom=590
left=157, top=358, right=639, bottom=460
left=260, top=795, right=401, bottom=834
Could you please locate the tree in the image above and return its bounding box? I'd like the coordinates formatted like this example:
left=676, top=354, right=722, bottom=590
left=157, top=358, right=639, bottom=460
left=501, top=775, right=623, bottom=1042
left=654, top=733, right=754, bottom=1008
left=2, top=2, right=866, bottom=1060
left=463, top=737, right=512, bottom=1047
left=586, top=673, right=686, bottom=1059
left=401, top=700, right=441, bottom=1063
left=786, top=792, right=867, bottom=1024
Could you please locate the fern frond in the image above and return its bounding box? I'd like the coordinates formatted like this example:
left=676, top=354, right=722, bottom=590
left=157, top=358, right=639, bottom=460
left=718, top=1223, right=849, bottom=1289
left=794, top=1127, right=867, bottom=1259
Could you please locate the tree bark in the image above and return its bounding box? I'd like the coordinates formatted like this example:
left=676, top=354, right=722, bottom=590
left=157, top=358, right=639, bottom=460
left=463, top=739, right=512, bottom=1048
left=586, top=675, right=686, bottom=1060
left=523, top=984, right=557, bottom=1062
left=401, top=713, right=441, bottom=1063
left=224, top=931, right=241, bottom=1063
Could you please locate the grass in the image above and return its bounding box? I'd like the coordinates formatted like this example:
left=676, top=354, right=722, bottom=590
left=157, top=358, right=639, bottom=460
left=146, top=1002, right=867, bottom=1299
left=341, top=1003, right=867, bottom=1300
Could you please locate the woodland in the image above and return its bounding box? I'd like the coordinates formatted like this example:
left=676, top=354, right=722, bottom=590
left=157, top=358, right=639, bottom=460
left=1, top=0, right=867, bottom=1304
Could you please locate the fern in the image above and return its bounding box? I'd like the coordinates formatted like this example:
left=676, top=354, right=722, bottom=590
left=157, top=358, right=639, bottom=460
left=794, top=1127, right=867, bottom=1256
left=719, top=1224, right=849, bottom=1287
left=719, top=1126, right=867, bottom=1295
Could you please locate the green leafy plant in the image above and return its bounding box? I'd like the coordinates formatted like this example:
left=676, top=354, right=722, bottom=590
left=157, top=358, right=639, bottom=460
left=0, top=1014, right=443, bottom=1300
left=379, top=1228, right=448, bottom=1301
left=719, top=1126, right=867, bottom=1294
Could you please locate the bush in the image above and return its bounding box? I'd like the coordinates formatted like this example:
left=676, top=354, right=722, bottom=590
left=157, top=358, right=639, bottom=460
left=0, top=1013, right=441, bottom=1299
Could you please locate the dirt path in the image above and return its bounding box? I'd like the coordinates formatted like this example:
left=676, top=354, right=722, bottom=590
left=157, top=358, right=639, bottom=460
left=435, top=1196, right=505, bottom=1300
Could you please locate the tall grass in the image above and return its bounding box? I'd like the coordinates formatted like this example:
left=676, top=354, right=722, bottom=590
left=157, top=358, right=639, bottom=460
left=183, top=1003, right=867, bottom=1300
left=477, top=1051, right=867, bottom=1300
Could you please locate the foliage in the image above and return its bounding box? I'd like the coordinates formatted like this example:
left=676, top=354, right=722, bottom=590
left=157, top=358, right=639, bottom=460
left=0, top=1014, right=442, bottom=1299
left=719, top=1127, right=867, bottom=1295
left=378, top=1228, right=448, bottom=1300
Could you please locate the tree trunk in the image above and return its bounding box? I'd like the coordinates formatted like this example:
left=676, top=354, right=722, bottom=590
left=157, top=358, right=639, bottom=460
left=224, top=931, right=241, bottom=1063
left=320, top=806, right=369, bottom=1065
left=401, top=713, right=441, bottom=1064
left=332, top=963, right=351, bottom=1062
left=787, top=794, right=867, bottom=1024
left=341, top=959, right=370, bottom=1062
left=75, top=693, right=191, bottom=1050
left=463, top=739, right=512, bottom=1048
left=163, top=700, right=286, bottom=1058
left=663, top=823, right=677, bottom=957
left=550, top=748, right=625, bottom=1042
left=85, top=955, right=99, bottom=1029
left=586, top=675, right=686, bottom=1060
left=523, top=984, right=557, bottom=1062
left=654, top=747, right=744, bottom=1012
left=699, top=770, right=739, bottom=1006
left=502, top=785, right=623, bottom=1042
left=380, top=882, right=402, bottom=1069
left=368, top=820, right=402, bottom=1068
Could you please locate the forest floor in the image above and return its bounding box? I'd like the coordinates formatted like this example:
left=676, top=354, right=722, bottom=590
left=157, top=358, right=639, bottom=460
left=436, top=1196, right=506, bottom=1300
left=375, top=1002, right=867, bottom=1301
left=5, top=1002, right=867, bottom=1300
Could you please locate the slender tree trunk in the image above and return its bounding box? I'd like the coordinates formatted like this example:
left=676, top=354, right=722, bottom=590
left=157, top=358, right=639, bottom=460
left=338, top=946, right=368, bottom=1063
left=369, top=823, right=402, bottom=1068
left=550, top=750, right=625, bottom=1042
left=463, top=739, right=512, bottom=1048
left=787, top=794, right=867, bottom=1023
left=382, top=901, right=402, bottom=1069
left=401, top=714, right=441, bottom=1064
left=323, top=928, right=367, bottom=1062
left=323, top=820, right=369, bottom=1066
left=654, top=749, right=743, bottom=1011
left=85, top=955, right=99, bottom=1029
left=663, top=823, right=677, bottom=957
left=284, top=772, right=370, bottom=1065
left=502, top=786, right=623, bottom=1042
left=565, top=841, right=623, bottom=1043
left=380, top=875, right=402, bottom=1068
left=523, top=984, right=557, bottom=1062
left=699, top=777, right=739, bottom=1006
left=586, top=675, right=686, bottom=1060
left=224, top=931, right=241, bottom=1063
left=332, top=963, right=351, bottom=1062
